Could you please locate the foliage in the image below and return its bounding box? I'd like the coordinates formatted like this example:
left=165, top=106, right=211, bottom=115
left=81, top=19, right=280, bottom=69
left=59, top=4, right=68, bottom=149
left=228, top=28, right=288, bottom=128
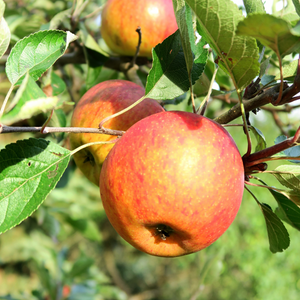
left=1, top=0, right=300, bottom=299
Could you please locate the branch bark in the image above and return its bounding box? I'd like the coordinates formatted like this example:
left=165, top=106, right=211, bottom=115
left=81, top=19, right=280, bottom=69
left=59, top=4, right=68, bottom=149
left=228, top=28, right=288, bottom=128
left=214, top=75, right=300, bottom=124
left=0, top=124, right=124, bottom=136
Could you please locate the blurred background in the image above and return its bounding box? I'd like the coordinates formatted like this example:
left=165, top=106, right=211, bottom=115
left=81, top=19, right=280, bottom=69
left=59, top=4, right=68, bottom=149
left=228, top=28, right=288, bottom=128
left=1, top=0, right=300, bottom=299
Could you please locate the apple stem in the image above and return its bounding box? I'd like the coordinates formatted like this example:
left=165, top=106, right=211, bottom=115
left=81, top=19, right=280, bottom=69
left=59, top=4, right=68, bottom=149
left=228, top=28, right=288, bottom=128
left=119, top=28, right=144, bottom=87
left=99, top=95, right=147, bottom=129
left=244, top=185, right=261, bottom=206
left=130, top=26, right=142, bottom=68
left=243, top=125, right=300, bottom=171
left=273, top=53, right=284, bottom=105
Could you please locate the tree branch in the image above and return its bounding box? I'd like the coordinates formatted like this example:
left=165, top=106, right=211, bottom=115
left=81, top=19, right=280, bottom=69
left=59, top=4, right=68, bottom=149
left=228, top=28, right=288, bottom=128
left=214, top=75, right=300, bottom=124
left=214, top=95, right=299, bottom=113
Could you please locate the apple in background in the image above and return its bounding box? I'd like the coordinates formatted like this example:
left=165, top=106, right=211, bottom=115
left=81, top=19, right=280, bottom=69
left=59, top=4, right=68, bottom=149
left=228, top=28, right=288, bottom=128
left=69, top=79, right=164, bottom=186
left=100, top=111, right=245, bottom=257
left=101, top=0, right=178, bottom=58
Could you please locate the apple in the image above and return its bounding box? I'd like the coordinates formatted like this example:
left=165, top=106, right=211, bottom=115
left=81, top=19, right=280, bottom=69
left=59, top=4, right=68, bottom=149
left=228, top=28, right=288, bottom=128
left=101, top=0, right=178, bottom=58
left=69, top=79, right=164, bottom=186
left=100, top=111, right=245, bottom=257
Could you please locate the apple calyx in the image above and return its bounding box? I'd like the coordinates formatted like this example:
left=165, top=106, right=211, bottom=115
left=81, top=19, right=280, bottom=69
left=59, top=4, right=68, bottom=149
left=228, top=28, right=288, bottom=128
left=155, top=224, right=174, bottom=241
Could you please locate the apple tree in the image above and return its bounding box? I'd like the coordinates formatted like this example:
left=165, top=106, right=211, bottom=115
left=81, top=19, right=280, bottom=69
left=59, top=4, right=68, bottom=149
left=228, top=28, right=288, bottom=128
left=1, top=0, right=300, bottom=298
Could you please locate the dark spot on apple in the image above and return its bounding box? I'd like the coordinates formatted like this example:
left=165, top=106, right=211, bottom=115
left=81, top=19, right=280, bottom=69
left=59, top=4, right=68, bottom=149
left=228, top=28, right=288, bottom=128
left=83, top=151, right=95, bottom=166
left=156, top=224, right=174, bottom=240
left=114, top=35, right=123, bottom=47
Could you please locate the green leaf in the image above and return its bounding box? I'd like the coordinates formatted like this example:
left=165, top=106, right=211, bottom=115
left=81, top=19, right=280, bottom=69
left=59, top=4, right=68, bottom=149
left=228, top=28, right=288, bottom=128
left=145, top=30, right=205, bottom=100
left=215, top=66, right=233, bottom=90
left=0, top=138, right=70, bottom=234
left=278, top=0, right=300, bottom=25
left=86, top=66, right=103, bottom=90
left=249, top=126, right=266, bottom=152
left=272, top=165, right=300, bottom=192
left=275, top=59, right=298, bottom=81
left=243, top=0, right=266, bottom=14
left=80, top=30, right=109, bottom=58
left=68, top=256, right=94, bottom=279
left=36, top=262, right=56, bottom=300
left=66, top=217, right=102, bottom=242
left=258, top=202, right=290, bottom=253
left=49, top=8, right=72, bottom=30
left=292, top=0, right=300, bottom=16
left=37, top=208, right=61, bottom=239
left=279, top=189, right=300, bottom=207
left=274, top=135, right=300, bottom=163
left=5, top=30, right=77, bottom=85
left=5, top=14, right=26, bottom=36
left=2, top=74, right=59, bottom=125
left=0, top=2, right=10, bottom=60
left=236, top=14, right=300, bottom=57
left=260, top=74, right=275, bottom=86
left=51, top=71, right=66, bottom=96
left=193, top=37, right=209, bottom=83
left=186, top=0, right=260, bottom=90
left=48, top=108, right=67, bottom=128
left=172, top=0, right=207, bottom=85
left=172, top=0, right=193, bottom=65
left=269, top=189, right=300, bottom=230
left=259, top=56, right=271, bottom=78
left=0, top=0, right=4, bottom=19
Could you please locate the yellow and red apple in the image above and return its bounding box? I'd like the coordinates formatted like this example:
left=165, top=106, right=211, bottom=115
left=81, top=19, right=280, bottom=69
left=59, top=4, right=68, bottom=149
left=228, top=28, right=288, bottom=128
left=100, top=111, right=245, bottom=257
left=101, top=0, right=178, bottom=58
left=69, top=79, right=164, bottom=186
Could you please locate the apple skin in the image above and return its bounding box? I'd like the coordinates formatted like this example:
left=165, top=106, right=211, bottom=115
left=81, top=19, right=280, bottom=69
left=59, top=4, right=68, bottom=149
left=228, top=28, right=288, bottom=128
left=100, top=111, right=245, bottom=257
left=101, top=0, right=178, bottom=58
left=69, top=79, right=164, bottom=186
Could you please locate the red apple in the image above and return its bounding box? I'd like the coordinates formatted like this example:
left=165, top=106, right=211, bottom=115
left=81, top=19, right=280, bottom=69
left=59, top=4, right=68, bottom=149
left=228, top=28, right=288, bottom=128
left=69, top=79, right=164, bottom=186
left=101, top=0, right=178, bottom=58
left=100, top=111, right=245, bottom=257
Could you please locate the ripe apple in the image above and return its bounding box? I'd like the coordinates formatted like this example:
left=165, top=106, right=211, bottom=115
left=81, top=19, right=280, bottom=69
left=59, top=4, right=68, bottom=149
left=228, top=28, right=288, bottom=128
left=101, top=0, right=178, bottom=58
left=69, top=79, right=164, bottom=186
left=100, top=111, right=245, bottom=257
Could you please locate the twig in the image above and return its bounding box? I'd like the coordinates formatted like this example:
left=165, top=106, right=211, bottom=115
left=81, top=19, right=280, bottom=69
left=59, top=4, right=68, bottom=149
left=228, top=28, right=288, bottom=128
left=243, top=125, right=300, bottom=168
left=245, top=156, right=300, bottom=168
left=79, top=4, right=104, bottom=22
left=271, top=110, right=288, bottom=136
left=273, top=53, right=284, bottom=105
left=244, top=185, right=260, bottom=205
left=0, top=124, right=124, bottom=136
